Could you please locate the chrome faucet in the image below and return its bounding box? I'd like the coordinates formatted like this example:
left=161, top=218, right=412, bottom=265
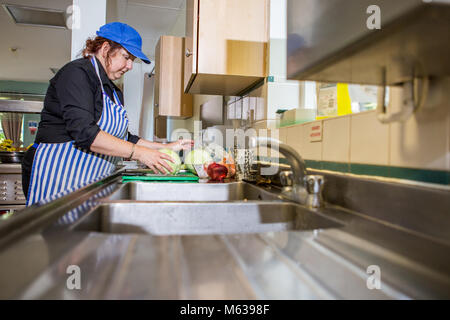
left=249, top=137, right=325, bottom=208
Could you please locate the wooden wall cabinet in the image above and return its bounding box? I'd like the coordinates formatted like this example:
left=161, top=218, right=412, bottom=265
left=154, top=36, right=193, bottom=119
left=184, top=0, right=269, bottom=96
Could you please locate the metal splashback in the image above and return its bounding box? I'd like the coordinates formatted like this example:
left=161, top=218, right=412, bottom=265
left=0, top=99, right=43, bottom=113
left=287, top=0, right=450, bottom=85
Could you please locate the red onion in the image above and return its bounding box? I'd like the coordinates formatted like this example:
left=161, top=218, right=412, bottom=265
left=206, top=162, right=228, bottom=182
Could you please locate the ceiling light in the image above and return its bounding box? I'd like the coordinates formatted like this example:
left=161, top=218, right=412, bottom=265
left=2, top=3, right=67, bottom=29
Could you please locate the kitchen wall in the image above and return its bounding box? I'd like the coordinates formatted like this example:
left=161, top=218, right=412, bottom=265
left=123, top=61, right=154, bottom=138
left=0, top=81, right=48, bottom=95
left=249, top=77, right=450, bottom=185
left=138, top=72, right=155, bottom=141
left=266, top=0, right=306, bottom=119
left=71, top=0, right=107, bottom=61
left=168, top=95, right=220, bottom=140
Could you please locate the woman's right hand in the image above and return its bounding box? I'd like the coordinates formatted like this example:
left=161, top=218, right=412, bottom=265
left=133, top=145, right=174, bottom=174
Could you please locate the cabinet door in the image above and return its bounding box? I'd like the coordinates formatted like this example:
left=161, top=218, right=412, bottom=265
left=185, top=0, right=269, bottom=96
left=184, top=0, right=198, bottom=93
left=198, top=0, right=268, bottom=76
left=155, top=36, right=193, bottom=118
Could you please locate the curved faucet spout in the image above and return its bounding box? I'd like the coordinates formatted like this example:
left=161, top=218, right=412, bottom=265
left=250, top=136, right=308, bottom=185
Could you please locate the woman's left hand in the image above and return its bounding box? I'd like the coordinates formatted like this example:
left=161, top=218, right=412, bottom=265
left=167, top=139, right=194, bottom=151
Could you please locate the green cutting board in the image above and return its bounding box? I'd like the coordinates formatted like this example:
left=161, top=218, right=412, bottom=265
left=122, top=172, right=199, bottom=182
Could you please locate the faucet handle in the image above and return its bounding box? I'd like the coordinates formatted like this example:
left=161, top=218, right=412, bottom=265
left=304, top=175, right=325, bottom=194
left=304, top=175, right=325, bottom=208
left=279, top=171, right=294, bottom=187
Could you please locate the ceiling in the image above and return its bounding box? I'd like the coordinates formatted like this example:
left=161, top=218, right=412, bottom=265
left=121, top=0, right=186, bottom=62
left=0, top=0, right=185, bottom=83
left=0, top=0, right=72, bottom=83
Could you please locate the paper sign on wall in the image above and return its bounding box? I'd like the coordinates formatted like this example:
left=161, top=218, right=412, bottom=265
left=317, top=84, right=337, bottom=117
left=309, top=122, right=323, bottom=142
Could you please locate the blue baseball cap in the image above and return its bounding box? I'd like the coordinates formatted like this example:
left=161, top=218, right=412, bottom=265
left=96, top=22, right=151, bottom=64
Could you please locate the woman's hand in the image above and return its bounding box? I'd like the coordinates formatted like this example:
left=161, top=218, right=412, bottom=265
left=133, top=145, right=174, bottom=174
left=167, top=139, right=194, bottom=152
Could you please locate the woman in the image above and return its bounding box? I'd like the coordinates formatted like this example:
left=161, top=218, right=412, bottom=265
left=22, top=22, right=192, bottom=206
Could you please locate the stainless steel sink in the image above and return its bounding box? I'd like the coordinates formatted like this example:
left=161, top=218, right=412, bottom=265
left=108, top=182, right=281, bottom=202
left=72, top=202, right=341, bottom=235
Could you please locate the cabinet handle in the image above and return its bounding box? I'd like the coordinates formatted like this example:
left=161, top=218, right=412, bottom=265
left=185, top=49, right=193, bottom=58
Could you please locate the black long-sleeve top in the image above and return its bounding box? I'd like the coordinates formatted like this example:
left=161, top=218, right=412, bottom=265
left=35, top=56, right=140, bottom=148
left=22, top=56, right=140, bottom=198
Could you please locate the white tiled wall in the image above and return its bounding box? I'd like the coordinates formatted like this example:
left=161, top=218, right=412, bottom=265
left=390, top=97, right=450, bottom=171
left=286, top=125, right=303, bottom=157
left=322, top=116, right=350, bottom=163
left=278, top=127, right=288, bottom=144
left=299, top=121, right=323, bottom=161
left=253, top=108, right=449, bottom=173
left=350, top=111, right=390, bottom=166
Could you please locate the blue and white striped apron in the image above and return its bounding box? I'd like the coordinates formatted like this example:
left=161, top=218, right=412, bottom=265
left=27, top=56, right=129, bottom=206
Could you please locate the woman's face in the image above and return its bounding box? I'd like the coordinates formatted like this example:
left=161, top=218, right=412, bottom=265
left=100, top=44, right=135, bottom=80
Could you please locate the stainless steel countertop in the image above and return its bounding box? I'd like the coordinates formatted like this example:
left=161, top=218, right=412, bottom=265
left=0, top=171, right=449, bottom=299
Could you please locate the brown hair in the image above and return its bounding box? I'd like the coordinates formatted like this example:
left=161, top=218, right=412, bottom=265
left=82, top=36, right=129, bottom=67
